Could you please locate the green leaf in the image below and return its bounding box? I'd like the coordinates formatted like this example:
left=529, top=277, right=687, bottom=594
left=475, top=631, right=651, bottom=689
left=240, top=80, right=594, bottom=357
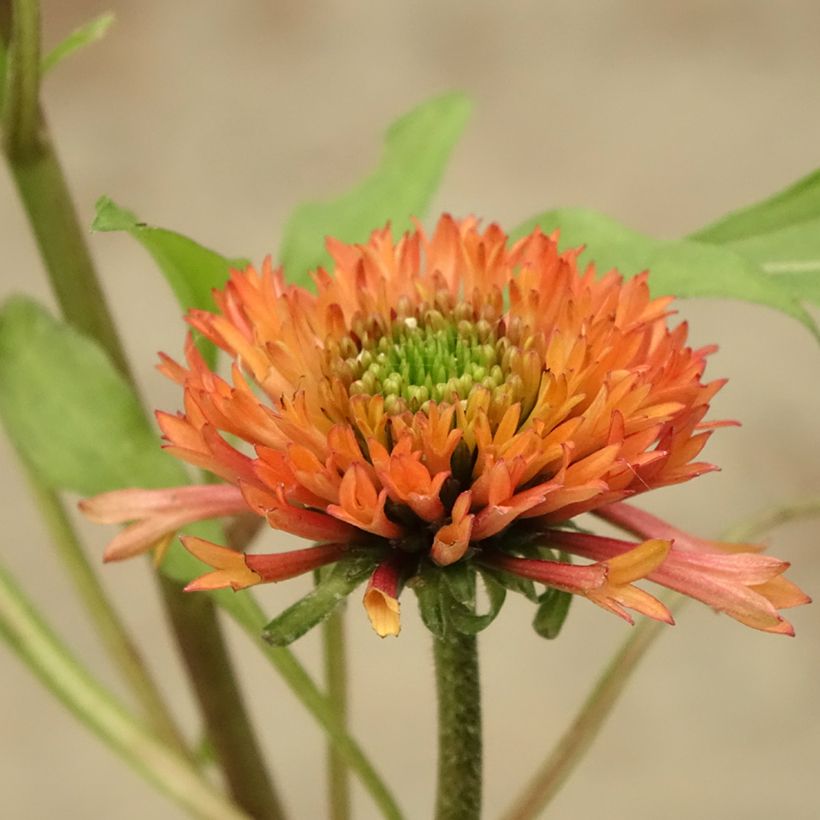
left=690, top=168, right=820, bottom=245
left=532, top=588, right=573, bottom=640
left=411, top=566, right=448, bottom=639
left=0, top=296, right=227, bottom=598
left=92, top=196, right=247, bottom=365
left=440, top=562, right=476, bottom=608
left=688, top=169, right=820, bottom=309
left=0, top=297, right=183, bottom=497
left=279, top=92, right=472, bottom=287
left=480, top=566, right=538, bottom=602
left=513, top=207, right=819, bottom=339
left=262, top=555, right=378, bottom=646
left=41, top=13, right=116, bottom=76
left=447, top=570, right=506, bottom=635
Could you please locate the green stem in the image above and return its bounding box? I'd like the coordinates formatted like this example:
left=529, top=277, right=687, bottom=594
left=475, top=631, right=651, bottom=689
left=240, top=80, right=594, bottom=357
left=19, top=451, right=190, bottom=759
left=0, top=561, right=248, bottom=820
left=5, top=118, right=135, bottom=382
left=322, top=599, right=351, bottom=820
left=2, top=0, right=40, bottom=157
left=433, top=629, right=482, bottom=820
left=232, top=593, right=404, bottom=820
left=501, top=500, right=820, bottom=820
left=161, top=578, right=286, bottom=820
left=1, top=6, right=286, bottom=812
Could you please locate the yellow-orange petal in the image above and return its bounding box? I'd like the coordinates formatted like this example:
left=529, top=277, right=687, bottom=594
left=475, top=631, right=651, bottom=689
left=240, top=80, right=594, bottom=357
left=363, top=587, right=401, bottom=637
left=181, top=537, right=261, bottom=591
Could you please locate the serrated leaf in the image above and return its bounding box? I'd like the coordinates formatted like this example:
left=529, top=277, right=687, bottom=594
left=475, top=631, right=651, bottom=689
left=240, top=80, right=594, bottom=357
left=532, top=587, right=573, bottom=640
left=42, top=12, right=115, bottom=76
left=513, top=207, right=819, bottom=339
left=279, top=92, right=471, bottom=287
left=447, top=570, right=506, bottom=635
left=262, top=555, right=377, bottom=646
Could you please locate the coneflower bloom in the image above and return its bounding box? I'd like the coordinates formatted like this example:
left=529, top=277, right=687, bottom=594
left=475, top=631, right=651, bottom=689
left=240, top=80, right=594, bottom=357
left=83, top=216, right=809, bottom=637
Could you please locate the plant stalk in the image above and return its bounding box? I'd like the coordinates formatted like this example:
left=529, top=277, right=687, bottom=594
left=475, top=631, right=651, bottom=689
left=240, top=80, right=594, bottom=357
left=433, top=629, right=482, bottom=820
left=161, top=579, right=286, bottom=819
left=322, top=598, right=351, bottom=820
left=1, top=5, right=282, bottom=812
left=19, top=450, right=190, bottom=758
left=0, top=560, right=249, bottom=820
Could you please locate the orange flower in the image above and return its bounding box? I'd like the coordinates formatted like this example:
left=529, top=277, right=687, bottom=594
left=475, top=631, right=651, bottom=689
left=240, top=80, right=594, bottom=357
left=83, top=216, right=809, bottom=637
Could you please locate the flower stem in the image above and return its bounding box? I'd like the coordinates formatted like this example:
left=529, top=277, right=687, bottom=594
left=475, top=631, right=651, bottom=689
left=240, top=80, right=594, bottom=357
left=1, top=3, right=134, bottom=384
left=232, top=593, right=404, bottom=820
left=18, top=450, right=191, bottom=759
left=1, top=5, right=283, bottom=813
left=433, top=629, right=482, bottom=820
left=322, top=597, right=351, bottom=820
left=161, top=579, right=286, bottom=820
left=501, top=500, right=820, bottom=820
left=0, top=560, right=249, bottom=820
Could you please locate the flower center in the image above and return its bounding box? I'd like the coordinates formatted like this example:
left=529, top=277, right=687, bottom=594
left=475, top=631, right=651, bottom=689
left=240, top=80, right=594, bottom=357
left=349, top=315, right=505, bottom=412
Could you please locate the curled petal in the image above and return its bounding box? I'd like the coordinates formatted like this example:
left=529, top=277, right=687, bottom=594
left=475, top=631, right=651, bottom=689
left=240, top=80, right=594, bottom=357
left=431, top=491, right=474, bottom=565
left=327, top=464, right=402, bottom=538
left=363, top=556, right=405, bottom=637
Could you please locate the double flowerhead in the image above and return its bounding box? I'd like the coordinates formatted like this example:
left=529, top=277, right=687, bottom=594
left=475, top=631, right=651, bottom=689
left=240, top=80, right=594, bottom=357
left=82, top=216, right=809, bottom=637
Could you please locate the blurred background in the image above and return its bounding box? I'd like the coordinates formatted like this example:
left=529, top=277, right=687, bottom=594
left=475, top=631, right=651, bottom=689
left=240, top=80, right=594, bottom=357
left=1, top=1, right=819, bottom=818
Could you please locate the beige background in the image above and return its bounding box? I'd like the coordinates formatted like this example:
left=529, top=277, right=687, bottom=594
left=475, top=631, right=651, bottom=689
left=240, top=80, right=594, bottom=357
left=2, top=1, right=820, bottom=818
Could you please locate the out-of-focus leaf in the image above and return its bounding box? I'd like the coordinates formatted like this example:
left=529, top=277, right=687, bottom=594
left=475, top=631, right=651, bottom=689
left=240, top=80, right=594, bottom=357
left=92, top=196, right=247, bottom=312
left=42, top=12, right=115, bottom=75
left=690, top=168, right=820, bottom=244
left=262, top=555, right=377, bottom=646
left=0, top=297, right=182, bottom=496
left=513, top=207, right=818, bottom=339
left=447, top=570, right=506, bottom=635
left=0, top=297, right=243, bottom=611
left=279, top=92, right=471, bottom=287
left=93, top=196, right=247, bottom=366
left=411, top=566, right=447, bottom=639
left=688, top=169, right=820, bottom=308
left=532, top=588, right=573, bottom=640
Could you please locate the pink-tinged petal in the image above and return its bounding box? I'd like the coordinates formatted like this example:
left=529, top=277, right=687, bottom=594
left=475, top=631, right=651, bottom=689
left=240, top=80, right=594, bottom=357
left=479, top=539, right=673, bottom=625
left=182, top=537, right=349, bottom=591
left=79, top=484, right=247, bottom=523
left=549, top=529, right=809, bottom=635
left=79, top=484, right=251, bottom=562
left=593, top=501, right=759, bottom=554
left=363, top=556, right=405, bottom=637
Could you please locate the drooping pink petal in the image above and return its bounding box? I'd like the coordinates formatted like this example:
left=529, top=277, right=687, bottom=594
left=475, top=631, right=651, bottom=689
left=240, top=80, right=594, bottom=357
left=79, top=484, right=250, bottom=562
